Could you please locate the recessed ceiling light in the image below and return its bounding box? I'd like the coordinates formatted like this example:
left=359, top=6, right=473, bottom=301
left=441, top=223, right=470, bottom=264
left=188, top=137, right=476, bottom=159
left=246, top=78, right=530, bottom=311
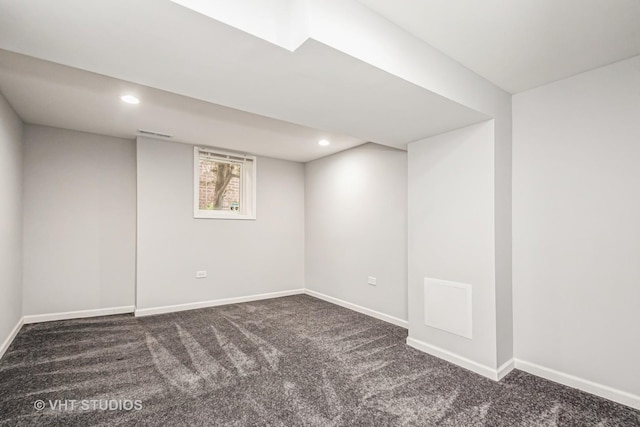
left=120, top=95, right=140, bottom=104
left=318, top=139, right=330, bottom=146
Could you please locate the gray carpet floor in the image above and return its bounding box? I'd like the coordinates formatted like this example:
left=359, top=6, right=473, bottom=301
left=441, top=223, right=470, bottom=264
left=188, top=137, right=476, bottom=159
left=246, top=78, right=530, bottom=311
left=0, top=294, right=638, bottom=426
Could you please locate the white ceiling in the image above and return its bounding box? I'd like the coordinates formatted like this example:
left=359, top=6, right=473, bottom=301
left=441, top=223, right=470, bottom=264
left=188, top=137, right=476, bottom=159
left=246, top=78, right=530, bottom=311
left=358, top=0, right=640, bottom=93
left=0, top=0, right=489, bottom=162
left=0, top=50, right=366, bottom=162
left=2, top=0, right=630, bottom=160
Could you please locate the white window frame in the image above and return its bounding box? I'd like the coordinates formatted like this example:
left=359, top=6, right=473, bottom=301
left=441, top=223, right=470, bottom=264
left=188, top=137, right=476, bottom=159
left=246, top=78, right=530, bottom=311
left=193, top=147, right=257, bottom=220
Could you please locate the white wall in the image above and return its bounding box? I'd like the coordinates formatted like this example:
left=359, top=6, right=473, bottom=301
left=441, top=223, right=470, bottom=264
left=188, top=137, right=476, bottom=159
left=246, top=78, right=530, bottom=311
left=310, top=0, right=514, bottom=369
left=408, top=121, right=498, bottom=370
left=0, top=93, right=23, bottom=349
left=513, top=56, right=640, bottom=400
left=305, top=143, right=407, bottom=321
left=136, top=137, right=305, bottom=310
left=22, top=125, right=136, bottom=316
left=494, top=100, right=513, bottom=369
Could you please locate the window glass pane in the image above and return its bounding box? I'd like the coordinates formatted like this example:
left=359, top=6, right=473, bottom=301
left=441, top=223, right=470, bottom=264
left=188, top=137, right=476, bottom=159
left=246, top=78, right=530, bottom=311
left=198, top=155, right=242, bottom=212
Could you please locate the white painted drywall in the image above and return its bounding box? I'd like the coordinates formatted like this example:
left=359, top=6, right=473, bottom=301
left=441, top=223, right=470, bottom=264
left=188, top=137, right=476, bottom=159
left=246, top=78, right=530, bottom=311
left=136, top=137, right=305, bottom=310
left=513, top=56, right=640, bottom=396
left=310, top=0, right=514, bottom=366
left=0, top=93, right=23, bottom=347
left=494, top=96, right=514, bottom=368
left=408, top=121, right=497, bottom=369
left=170, top=0, right=308, bottom=51
left=22, top=125, right=136, bottom=315
left=0, top=1, right=491, bottom=153
left=304, top=143, right=407, bottom=321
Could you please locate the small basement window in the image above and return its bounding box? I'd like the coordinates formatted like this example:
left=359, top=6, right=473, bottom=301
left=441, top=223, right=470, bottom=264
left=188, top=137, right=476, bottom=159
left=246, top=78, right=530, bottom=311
left=194, top=147, right=256, bottom=219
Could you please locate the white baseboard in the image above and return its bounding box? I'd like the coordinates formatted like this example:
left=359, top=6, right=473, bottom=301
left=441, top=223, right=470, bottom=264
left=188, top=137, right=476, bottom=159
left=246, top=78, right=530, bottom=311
left=497, top=358, right=515, bottom=380
left=135, top=289, right=305, bottom=317
left=23, top=305, right=135, bottom=324
left=406, top=336, right=514, bottom=381
left=514, top=359, right=640, bottom=411
left=305, top=289, right=408, bottom=329
left=0, top=317, right=24, bottom=361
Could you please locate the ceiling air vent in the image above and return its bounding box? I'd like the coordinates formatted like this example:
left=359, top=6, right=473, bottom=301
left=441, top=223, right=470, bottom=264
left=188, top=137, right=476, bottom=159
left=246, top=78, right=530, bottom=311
left=137, top=129, right=173, bottom=139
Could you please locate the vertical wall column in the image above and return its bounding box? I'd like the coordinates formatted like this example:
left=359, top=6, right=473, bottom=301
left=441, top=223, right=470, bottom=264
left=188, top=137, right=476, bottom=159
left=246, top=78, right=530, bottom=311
left=407, top=119, right=512, bottom=380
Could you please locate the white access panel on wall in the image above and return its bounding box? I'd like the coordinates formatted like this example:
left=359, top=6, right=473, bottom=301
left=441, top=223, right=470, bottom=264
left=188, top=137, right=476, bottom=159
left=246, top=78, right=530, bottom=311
left=424, top=278, right=472, bottom=339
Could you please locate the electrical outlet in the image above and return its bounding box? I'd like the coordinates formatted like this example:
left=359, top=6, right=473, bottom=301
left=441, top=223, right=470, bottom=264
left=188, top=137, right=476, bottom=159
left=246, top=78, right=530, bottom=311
left=367, top=276, right=377, bottom=286
left=196, top=271, right=207, bottom=279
